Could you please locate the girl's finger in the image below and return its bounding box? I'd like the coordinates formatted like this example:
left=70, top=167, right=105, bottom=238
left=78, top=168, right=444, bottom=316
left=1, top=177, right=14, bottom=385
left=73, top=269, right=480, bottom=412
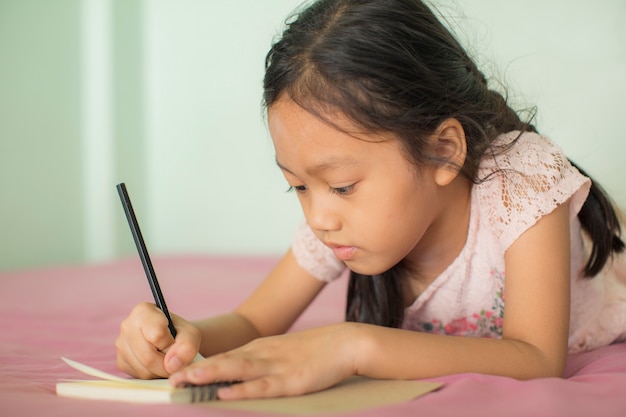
left=163, top=315, right=202, bottom=373
left=217, top=375, right=292, bottom=400
left=138, top=305, right=176, bottom=352
left=117, top=303, right=174, bottom=378
left=115, top=335, right=168, bottom=378
left=169, top=351, right=269, bottom=388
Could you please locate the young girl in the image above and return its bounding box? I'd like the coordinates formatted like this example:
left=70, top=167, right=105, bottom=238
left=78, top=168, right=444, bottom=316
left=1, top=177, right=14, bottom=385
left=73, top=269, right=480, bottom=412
left=116, top=0, right=626, bottom=399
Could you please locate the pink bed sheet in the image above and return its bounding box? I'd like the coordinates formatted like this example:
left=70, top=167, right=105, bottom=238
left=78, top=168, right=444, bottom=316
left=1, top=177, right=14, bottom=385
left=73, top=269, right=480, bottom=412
left=1, top=256, right=625, bottom=417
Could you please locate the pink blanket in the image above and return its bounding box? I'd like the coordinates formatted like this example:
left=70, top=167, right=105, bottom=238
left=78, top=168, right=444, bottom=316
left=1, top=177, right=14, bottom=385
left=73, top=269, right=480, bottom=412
left=2, top=256, right=625, bottom=416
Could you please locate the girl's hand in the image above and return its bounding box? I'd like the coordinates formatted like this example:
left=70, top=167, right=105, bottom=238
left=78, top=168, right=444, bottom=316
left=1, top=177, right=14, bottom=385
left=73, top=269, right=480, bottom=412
left=115, top=302, right=201, bottom=379
left=168, top=323, right=359, bottom=399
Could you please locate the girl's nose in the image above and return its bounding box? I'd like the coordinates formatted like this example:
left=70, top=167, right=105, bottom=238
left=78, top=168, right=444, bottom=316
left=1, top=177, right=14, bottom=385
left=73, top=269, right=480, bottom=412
left=304, top=194, right=341, bottom=232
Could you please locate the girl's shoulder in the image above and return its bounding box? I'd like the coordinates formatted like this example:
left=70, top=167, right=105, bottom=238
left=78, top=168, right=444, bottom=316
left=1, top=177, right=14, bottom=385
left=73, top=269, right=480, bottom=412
left=474, top=131, right=591, bottom=251
left=479, top=130, right=569, bottom=177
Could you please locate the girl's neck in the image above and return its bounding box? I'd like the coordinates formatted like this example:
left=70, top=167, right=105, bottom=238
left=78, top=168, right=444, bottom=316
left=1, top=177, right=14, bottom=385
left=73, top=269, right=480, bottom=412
left=404, top=176, right=473, bottom=301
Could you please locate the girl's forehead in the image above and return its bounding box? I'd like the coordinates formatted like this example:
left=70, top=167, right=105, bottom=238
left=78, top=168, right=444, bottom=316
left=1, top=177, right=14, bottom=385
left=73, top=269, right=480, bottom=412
left=268, top=98, right=392, bottom=147
left=271, top=108, right=411, bottom=179
left=271, top=103, right=367, bottom=154
left=275, top=153, right=360, bottom=177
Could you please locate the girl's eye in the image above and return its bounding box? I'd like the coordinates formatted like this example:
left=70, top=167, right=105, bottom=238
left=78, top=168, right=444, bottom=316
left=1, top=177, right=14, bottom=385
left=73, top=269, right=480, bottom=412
left=287, top=185, right=307, bottom=193
left=331, top=184, right=355, bottom=196
left=287, top=184, right=355, bottom=195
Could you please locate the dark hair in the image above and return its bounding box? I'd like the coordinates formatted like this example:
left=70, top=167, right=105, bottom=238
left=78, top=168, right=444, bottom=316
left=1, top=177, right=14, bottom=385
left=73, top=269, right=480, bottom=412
left=263, top=0, right=624, bottom=328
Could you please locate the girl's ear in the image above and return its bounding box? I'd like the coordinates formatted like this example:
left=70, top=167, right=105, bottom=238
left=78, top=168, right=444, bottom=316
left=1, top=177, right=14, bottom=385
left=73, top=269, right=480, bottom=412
left=430, top=118, right=467, bottom=187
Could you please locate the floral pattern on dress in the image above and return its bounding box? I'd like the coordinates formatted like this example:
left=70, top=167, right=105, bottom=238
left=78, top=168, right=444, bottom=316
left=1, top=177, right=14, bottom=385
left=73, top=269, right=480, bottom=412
left=415, top=269, right=505, bottom=338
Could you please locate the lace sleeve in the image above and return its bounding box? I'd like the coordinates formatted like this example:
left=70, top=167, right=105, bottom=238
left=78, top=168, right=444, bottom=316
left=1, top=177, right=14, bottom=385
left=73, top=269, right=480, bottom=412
left=478, top=131, right=591, bottom=251
left=291, top=222, right=347, bottom=282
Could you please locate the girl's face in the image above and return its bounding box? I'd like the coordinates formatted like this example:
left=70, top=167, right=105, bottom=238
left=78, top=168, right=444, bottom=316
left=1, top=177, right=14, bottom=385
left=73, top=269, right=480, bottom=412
left=268, top=98, right=462, bottom=276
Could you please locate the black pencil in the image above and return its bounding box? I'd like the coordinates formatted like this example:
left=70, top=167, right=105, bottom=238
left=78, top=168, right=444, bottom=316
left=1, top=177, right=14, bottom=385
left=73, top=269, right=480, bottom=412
left=116, top=182, right=178, bottom=338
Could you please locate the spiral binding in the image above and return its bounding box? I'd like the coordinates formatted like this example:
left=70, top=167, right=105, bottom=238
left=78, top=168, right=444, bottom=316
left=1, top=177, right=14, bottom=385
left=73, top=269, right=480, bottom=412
left=186, top=381, right=240, bottom=402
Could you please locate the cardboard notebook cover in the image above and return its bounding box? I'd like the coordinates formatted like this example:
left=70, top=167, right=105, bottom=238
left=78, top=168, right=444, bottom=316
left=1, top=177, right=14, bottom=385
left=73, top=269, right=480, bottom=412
left=57, top=357, right=443, bottom=414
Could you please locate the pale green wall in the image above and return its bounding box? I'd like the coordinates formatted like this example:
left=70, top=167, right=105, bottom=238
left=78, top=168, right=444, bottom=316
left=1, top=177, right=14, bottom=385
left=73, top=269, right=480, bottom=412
left=112, top=0, right=146, bottom=257
left=0, top=0, right=304, bottom=270
left=0, top=0, right=84, bottom=269
left=143, top=1, right=304, bottom=257
left=1, top=0, right=625, bottom=270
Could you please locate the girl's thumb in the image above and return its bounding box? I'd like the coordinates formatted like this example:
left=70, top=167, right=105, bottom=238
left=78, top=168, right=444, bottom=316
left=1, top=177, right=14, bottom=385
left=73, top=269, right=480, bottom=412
left=165, top=355, right=183, bottom=373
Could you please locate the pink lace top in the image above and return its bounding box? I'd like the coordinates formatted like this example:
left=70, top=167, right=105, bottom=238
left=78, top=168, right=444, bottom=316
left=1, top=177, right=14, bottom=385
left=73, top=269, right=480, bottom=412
left=292, top=131, right=626, bottom=352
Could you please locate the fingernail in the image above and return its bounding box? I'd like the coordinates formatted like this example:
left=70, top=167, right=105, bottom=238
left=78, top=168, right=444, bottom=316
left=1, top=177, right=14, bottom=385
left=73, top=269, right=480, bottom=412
left=217, top=386, right=234, bottom=400
left=187, top=367, right=204, bottom=379
left=169, top=372, right=182, bottom=384
left=167, top=356, right=183, bottom=372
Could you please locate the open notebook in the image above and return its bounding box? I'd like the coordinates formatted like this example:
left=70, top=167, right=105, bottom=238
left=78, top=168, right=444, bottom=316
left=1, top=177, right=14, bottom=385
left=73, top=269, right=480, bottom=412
left=56, top=358, right=444, bottom=413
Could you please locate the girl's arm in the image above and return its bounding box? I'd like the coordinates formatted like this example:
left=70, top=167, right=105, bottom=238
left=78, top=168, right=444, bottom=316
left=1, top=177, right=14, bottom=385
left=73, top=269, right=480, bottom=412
left=193, top=249, right=328, bottom=357
left=169, top=202, right=571, bottom=398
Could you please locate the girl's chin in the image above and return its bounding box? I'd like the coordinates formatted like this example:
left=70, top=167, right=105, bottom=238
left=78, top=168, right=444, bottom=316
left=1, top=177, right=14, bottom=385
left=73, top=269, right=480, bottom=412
left=345, top=260, right=396, bottom=277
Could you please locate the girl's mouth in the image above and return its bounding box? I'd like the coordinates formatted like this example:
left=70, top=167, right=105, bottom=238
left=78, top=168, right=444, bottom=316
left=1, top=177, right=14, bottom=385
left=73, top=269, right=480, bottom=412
left=331, top=246, right=357, bottom=261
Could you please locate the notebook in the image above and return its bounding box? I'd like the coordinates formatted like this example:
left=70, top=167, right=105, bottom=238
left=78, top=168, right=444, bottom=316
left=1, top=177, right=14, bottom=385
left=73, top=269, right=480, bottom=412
left=56, top=357, right=236, bottom=403
left=56, top=357, right=444, bottom=413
